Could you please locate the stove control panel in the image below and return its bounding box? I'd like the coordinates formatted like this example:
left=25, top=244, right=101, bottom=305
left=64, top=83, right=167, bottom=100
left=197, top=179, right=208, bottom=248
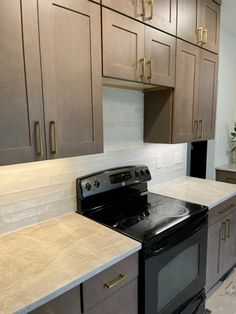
left=77, top=165, right=151, bottom=199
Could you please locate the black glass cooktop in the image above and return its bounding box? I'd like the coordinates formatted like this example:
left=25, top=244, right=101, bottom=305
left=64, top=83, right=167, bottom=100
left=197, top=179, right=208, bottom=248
left=85, top=192, right=207, bottom=244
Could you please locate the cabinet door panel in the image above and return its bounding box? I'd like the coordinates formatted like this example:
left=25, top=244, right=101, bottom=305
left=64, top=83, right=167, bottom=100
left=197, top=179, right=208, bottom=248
left=147, top=0, right=177, bottom=35
left=102, top=8, right=144, bottom=82
left=172, top=40, right=200, bottom=143
left=102, top=0, right=143, bottom=20
left=197, top=50, right=218, bottom=140
left=145, top=27, right=176, bottom=87
left=206, top=221, right=221, bottom=292
left=177, top=0, right=202, bottom=45
left=38, top=0, right=103, bottom=159
left=201, top=0, right=220, bottom=53
left=0, top=0, right=45, bottom=165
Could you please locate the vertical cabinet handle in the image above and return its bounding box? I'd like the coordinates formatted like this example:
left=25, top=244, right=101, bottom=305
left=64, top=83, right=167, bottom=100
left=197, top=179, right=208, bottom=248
left=137, top=0, right=145, bottom=17
left=194, top=120, right=199, bottom=140
left=35, top=121, right=43, bottom=156
left=221, top=221, right=226, bottom=241
left=197, top=27, right=204, bottom=44
left=143, top=0, right=154, bottom=21
left=226, top=219, right=231, bottom=238
left=147, top=59, right=153, bottom=80
left=198, top=120, right=203, bottom=140
left=50, top=121, right=57, bottom=154
left=203, top=28, right=208, bottom=44
left=140, top=58, right=146, bottom=80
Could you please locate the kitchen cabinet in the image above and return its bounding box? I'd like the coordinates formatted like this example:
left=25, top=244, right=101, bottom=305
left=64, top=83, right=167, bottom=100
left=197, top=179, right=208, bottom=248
left=0, top=0, right=46, bottom=165
left=144, top=39, right=218, bottom=144
left=102, top=0, right=177, bottom=35
left=206, top=196, right=236, bottom=292
left=177, top=0, right=220, bottom=53
left=82, top=253, right=138, bottom=314
left=102, top=8, right=176, bottom=87
left=38, top=0, right=103, bottom=159
left=30, top=286, right=81, bottom=314
left=216, top=170, right=236, bottom=184
left=30, top=253, right=138, bottom=314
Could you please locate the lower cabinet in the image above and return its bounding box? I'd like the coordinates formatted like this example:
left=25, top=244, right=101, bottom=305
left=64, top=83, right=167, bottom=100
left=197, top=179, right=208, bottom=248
left=30, top=253, right=138, bottom=314
left=206, top=197, right=236, bottom=292
left=216, top=169, right=236, bottom=184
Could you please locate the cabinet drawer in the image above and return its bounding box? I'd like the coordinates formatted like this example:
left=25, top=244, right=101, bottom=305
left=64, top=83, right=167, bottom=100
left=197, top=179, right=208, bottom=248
left=216, top=170, right=236, bottom=184
left=82, top=253, right=139, bottom=311
left=208, top=195, right=236, bottom=226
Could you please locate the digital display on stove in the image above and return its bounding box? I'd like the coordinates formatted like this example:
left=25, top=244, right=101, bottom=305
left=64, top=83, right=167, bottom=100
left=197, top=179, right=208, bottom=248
left=110, top=171, right=132, bottom=184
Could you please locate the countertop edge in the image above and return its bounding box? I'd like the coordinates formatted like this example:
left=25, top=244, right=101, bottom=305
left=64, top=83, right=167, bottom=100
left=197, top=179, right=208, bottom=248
left=15, top=243, right=141, bottom=314
left=207, top=191, right=236, bottom=209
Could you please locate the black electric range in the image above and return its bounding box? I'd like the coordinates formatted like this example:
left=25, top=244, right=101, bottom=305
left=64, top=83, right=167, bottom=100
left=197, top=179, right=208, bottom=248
left=76, top=165, right=208, bottom=314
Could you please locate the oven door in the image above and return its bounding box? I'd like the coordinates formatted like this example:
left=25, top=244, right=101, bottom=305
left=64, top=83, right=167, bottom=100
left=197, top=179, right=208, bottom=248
left=143, top=215, right=208, bottom=314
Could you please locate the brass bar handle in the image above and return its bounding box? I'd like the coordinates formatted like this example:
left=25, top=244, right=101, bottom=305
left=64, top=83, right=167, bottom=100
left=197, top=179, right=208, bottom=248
left=35, top=121, right=43, bottom=156
left=197, top=27, right=204, bottom=44
left=137, top=0, right=145, bottom=17
left=147, top=59, right=153, bottom=80
left=198, top=120, right=203, bottom=140
left=50, top=121, right=57, bottom=154
left=222, top=221, right=226, bottom=241
left=144, top=0, right=154, bottom=21
left=203, top=28, right=208, bottom=44
left=194, top=120, right=199, bottom=140
left=219, top=204, right=236, bottom=214
left=104, top=273, right=128, bottom=289
left=226, top=219, right=231, bottom=238
left=140, top=58, right=146, bottom=80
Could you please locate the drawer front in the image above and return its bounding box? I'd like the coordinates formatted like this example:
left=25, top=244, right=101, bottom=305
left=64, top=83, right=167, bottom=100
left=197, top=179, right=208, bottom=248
left=208, top=195, right=236, bottom=226
left=82, top=253, right=139, bottom=311
left=216, top=170, right=236, bottom=184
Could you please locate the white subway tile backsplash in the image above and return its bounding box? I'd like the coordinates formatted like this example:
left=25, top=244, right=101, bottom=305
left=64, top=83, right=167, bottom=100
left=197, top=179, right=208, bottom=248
left=0, top=87, right=187, bottom=234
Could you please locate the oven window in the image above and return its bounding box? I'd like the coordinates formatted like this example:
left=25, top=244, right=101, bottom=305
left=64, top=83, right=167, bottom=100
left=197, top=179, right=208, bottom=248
left=158, top=244, right=199, bottom=312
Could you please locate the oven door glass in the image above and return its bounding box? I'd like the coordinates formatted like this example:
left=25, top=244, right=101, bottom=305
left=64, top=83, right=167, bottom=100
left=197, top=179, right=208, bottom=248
left=144, top=216, right=207, bottom=314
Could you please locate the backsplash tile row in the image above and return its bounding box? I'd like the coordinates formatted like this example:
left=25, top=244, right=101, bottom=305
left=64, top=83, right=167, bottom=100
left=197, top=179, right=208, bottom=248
left=0, top=88, right=187, bottom=234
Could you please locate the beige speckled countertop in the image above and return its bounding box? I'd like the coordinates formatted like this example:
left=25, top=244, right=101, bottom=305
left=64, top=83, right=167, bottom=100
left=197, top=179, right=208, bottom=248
left=150, top=176, right=236, bottom=209
left=216, top=163, right=236, bottom=172
left=0, top=213, right=141, bottom=314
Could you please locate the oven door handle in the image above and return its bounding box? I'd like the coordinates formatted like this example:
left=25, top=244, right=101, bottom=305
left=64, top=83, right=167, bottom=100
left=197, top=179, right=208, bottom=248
left=150, top=218, right=207, bottom=256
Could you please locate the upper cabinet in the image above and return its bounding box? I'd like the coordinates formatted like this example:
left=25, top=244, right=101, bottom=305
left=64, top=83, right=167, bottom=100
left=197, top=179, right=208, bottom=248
left=102, top=8, right=176, bottom=87
left=177, top=0, right=220, bottom=53
left=102, top=0, right=177, bottom=35
left=38, top=0, right=103, bottom=159
left=0, top=0, right=46, bottom=165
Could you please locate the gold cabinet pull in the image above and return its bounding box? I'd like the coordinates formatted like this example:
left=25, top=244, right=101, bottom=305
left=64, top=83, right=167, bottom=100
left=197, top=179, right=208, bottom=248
left=197, top=27, right=204, bottom=44
left=198, top=120, right=203, bottom=140
left=140, top=58, right=146, bottom=80
left=226, top=219, right=231, bottom=238
left=137, top=0, right=145, bottom=17
left=104, top=273, right=128, bottom=289
left=143, top=0, right=154, bottom=21
left=202, top=28, right=208, bottom=44
left=222, top=221, right=226, bottom=241
left=194, top=120, right=199, bottom=140
left=50, top=121, right=57, bottom=154
left=35, top=121, right=43, bottom=156
left=147, top=59, right=153, bottom=80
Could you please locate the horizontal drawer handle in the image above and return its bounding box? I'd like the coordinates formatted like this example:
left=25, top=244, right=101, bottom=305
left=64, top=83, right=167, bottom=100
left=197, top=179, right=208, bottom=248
left=104, top=273, right=128, bottom=289
left=219, top=204, right=236, bottom=214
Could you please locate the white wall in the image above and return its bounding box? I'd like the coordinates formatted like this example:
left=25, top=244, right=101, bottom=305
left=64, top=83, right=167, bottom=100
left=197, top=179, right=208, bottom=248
left=206, top=30, right=236, bottom=179
left=0, top=87, right=187, bottom=235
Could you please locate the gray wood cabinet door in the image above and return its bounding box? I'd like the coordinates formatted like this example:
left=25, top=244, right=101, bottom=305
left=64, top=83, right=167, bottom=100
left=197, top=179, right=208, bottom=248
left=197, top=49, right=218, bottom=140
left=206, top=221, right=221, bottom=291
left=172, top=40, right=200, bottom=143
left=38, top=0, right=103, bottom=159
left=0, top=0, right=46, bottom=165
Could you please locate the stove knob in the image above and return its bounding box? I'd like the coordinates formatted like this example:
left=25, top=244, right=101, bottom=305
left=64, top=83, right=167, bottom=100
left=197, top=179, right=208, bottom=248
left=135, top=170, right=139, bottom=178
left=140, top=170, right=145, bottom=176
left=85, top=182, right=92, bottom=191
left=94, top=180, right=101, bottom=188
left=145, top=169, right=150, bottom=176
